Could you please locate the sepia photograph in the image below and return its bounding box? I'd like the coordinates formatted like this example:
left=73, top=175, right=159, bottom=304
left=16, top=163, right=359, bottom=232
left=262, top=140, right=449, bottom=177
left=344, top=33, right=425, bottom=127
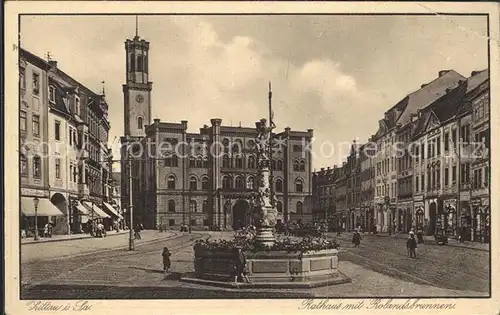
left=4, top=2, right=499, bottom=313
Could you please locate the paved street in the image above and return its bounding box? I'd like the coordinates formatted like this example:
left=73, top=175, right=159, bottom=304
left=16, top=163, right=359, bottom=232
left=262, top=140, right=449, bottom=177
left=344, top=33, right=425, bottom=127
left=21, top=231, right=488, bottom=298
left=330, top=232, right=489, bottom=293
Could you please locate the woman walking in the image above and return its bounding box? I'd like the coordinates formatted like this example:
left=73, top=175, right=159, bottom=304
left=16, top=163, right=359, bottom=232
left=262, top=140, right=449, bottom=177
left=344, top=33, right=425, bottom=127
left=352, top=230, right=362, bottom=248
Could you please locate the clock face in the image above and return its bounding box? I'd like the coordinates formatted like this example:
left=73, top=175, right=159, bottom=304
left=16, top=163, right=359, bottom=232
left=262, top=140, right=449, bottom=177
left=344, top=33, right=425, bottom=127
left=135, top=94, right=144, bottom=103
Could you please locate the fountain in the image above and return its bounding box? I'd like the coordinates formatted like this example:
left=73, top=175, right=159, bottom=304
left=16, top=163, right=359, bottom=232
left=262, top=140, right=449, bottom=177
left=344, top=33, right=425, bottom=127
left=180, top=83, right=351, bottom=289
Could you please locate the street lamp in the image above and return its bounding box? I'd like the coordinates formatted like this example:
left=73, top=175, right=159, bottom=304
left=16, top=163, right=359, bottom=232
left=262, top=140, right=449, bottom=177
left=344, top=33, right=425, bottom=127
left=33, top=197, right=39, bottom=241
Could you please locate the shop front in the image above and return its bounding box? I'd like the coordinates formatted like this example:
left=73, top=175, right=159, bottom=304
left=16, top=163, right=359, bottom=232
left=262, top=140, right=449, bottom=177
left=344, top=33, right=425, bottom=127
left=20, top=195, right=65, bottom=239
left=471, top=198, right=489, bottom=243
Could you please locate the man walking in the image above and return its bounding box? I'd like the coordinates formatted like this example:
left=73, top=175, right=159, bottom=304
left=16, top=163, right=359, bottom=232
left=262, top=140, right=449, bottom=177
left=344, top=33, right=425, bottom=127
left=406, top=232, right=418, bottom=258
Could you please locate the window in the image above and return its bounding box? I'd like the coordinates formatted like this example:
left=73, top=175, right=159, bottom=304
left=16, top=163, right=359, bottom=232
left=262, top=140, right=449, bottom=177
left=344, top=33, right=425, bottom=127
left=293, top=145, right=302, bottom=152
left=232, top=143, right=241, bottom=154
left=189, top=156, right=196, bottom=168
left=275, top=179, right=283, bottom=193
left=202, top=177, right=209, bottom=190
left=69, top=129, right=73, bottom=146
left=32, top=115, right=40, bottom=136
left=32, top=72, right=40, bottom=95
left=55, top=158, right=61, bottom=179
left=137, top=55, right=143, bottom=72
left=69, top=165, right=73, bottom=182
left=276, top=201, right=283, bottom=213
left=144, top=55, right=148, bottom=73
left=484, top=167, right=489, bottom=187
left=444, top=132, right=449, bottom=151
left=296, top=201, right=303, bottom=214
left=202, top=200, right=208, bottom=213
left=452, top=165, right=457, bottom=183
left=33, top=155, right=41, bottom=178
left=277, top=160, right=283, bottom=171
left=222, top=155, right=230, bottom=168
left=248, top=156, right=255, bottom=168
left=196, top=158, right=202, bottom=168
left=190, top=200, right=197, bottom=213
left=20, top=154, right=28, bottom=176
left=168, top=219, right=175, bottom=226
left=189, top=177, right=198, bottom=190
left=415, top=176, right=419, bottom=192
left=247, top=177, right=255, bottom=190
left=478, top=168, right=482, bottom=188
left=299, top=160, right=306, bottom=171
left=20, top=111, right=27, bottom=132
left=130, top=53, right=136, bottom=71
left=295, top=178, right=303, bottom=192
left=436, top=136, right=441, bottom=156
left=75, top=97, right=80, bottom=115
left=293, top=160, right=299, bottom=171
left=235, top=156, right=243, bottom=168
left=421, top=144, right=425, bottom=160
left=168, top=200, right=175, bottom=212
left=203, top=157, right=209, bottom=168
left=137, top=117, right=143, bottom=130
left=271, top=159, right=276, bottom=170
left=49, top=86, right=55, bottom=103
left=235, top=176, right=244, bottom=189
left=222, top=176, right=232, bottom=189
left=20, top=67, right=26, bottom=89
left=167, top=175, right=176, bottom=189
left=444, top=168, right=449, bottom=186
left=427, top=170, right=431, bottom=191
left=55, top=121, right=61, bottom=141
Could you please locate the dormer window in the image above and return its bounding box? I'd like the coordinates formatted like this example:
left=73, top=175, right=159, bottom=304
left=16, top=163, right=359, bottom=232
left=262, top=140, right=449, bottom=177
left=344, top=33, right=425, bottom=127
left=49, top=86, right=56, bottom=103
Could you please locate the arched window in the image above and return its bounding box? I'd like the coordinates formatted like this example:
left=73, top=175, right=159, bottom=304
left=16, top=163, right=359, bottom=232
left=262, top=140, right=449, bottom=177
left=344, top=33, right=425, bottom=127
left=189, top=176, right=198, bottom=190
left=247, top=177, right=255, bottom=190
left=277, top=201, right=283, bottom=213
left=235, top=155, right=243, bottom=168
left=248, top=140, right=255, bottom=149
left=235, top=176, right=244, bottom=189
left=222, top=176, right=232, bottom=189
left=20, top=154, right=28, bottom=176
left=271, top=159, right=277, bottom=170
left=296, top=201, right=303, bottom=214
left=33, top=155, right=41, bottom=178
left=201, top=177, right=209, bottom=190
left=295, top=178, right=303, bottom=192
left=189, top=156, right=196, bottom=168
left=137, top=55, right=143, bottom=72
left=293, top=160, right=300, bottom=171
left=232, top=143, right=241, bottom=154
left=275, top=179, right=283, bottom=193
left=195, top=158, right=202, bottom=168
left=137, top=117, right=143, bottom=130
left=299, top=160, right=306, bottom=171
left=223, top=154, right=231, bottom=168
left=222, top=138, right=230, bottom=151
left=202, top=200, right=208, bottom=213
left=167, top=175, right=176, bottom=189
left=202, top=156, right=209, bottom=168
left=277, top=159, right=283, bottom=171
left=248, top=156, right=255, bottom=168
left=168, top=200, right=175, bottom=212
left=190, top=200, right=197, bottom=212
left=130, top=53, right=135, bottom=71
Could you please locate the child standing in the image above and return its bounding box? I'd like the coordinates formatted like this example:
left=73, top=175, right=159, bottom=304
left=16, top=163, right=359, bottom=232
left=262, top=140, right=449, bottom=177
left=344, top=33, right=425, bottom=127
left=162, top=247, right=172, bottom=273
left=406, top=233, right=417, bottom=258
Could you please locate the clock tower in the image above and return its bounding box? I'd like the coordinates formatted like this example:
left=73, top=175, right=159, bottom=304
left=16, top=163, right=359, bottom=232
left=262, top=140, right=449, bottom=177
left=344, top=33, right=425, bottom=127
left=123, top=18, right=152, bottom=137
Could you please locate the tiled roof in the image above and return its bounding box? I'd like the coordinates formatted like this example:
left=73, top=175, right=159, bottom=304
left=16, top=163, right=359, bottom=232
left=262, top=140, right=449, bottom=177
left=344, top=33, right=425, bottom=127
left=466, top=69, right=488, bottom=94
left=397, top=70, right=466, bottom=126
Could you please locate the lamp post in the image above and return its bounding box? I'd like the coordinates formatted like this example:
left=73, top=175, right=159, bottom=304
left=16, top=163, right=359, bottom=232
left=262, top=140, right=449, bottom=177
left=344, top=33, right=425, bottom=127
left=33, top=197, right=39, bottom=241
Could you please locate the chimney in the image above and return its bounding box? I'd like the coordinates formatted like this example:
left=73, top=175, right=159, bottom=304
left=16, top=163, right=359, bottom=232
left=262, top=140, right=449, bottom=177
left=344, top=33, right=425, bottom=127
left=181, top=120, right=188, bottom=130
left=48, top=60, right=58, bottom=69
left=471, top=71, right=480, bottom=76
left=438, top=70, right=451, bottom=77
left=327, top=166, right=330, bottom=170
left=321, top=167, right=325, bottom=171
left=153, top=118, right=160, bottom=124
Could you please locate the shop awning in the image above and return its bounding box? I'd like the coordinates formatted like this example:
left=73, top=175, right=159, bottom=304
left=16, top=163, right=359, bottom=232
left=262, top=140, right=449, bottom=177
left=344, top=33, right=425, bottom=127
left=74, top=201, right=90, bottom=215
left=103, top=202, right=124, bottom=219
left=21, top=197, right=65, bottom=217
left=82, top=201, right=110, bottom=219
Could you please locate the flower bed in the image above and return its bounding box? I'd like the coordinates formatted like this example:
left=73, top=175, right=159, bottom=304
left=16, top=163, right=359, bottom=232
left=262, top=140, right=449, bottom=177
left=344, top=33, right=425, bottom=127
left=193, top=236, right=339, bottom=254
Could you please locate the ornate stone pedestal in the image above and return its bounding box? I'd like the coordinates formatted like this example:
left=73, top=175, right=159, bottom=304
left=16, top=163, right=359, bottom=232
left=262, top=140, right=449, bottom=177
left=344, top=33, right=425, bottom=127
left=254, top=226, right=275, bottom=247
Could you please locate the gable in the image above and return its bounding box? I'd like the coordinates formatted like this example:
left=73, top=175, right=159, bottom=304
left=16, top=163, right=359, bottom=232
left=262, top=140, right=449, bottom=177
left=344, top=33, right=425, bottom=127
left=423, top=110, right=440, bottom=133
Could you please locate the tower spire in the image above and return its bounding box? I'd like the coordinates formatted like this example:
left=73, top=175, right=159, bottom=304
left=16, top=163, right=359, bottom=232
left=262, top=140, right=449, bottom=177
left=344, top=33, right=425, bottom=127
left=135, top=15, right=139, bottom=38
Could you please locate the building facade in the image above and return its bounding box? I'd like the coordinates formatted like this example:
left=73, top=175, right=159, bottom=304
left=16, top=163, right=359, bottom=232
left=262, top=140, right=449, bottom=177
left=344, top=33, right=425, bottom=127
left=20, top=49, right=116, bottom=237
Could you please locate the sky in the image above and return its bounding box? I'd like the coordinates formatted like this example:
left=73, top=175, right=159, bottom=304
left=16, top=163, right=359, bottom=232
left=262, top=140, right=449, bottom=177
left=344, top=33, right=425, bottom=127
left=20, top=15, right=489, bottom=170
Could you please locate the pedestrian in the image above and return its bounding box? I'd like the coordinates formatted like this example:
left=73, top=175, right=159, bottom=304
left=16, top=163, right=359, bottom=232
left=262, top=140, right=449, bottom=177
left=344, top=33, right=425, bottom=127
left=233, top=247, right=250, bottom=284
left=416, top=229, right=424, bottom=244
left=407, top=233, right=418, bottom=258
left=43, top=223, right=49, bottom=238
left=162, top=247, right=172, bottom=273
left=48, top=223, right=53, bottom=238
left=352, top=230, right=362, bottom=247
left=134, top=224, right=142, bottom=240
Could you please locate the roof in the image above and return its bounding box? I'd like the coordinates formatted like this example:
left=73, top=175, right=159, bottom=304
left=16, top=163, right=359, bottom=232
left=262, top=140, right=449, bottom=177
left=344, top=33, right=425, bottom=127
left=466, top=69, right=488, bottom=94
left=397, top=70, right=466, bottom=126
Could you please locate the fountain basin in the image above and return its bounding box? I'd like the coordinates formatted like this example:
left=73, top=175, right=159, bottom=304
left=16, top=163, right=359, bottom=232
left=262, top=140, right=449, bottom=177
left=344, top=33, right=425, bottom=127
left=181, top=248, right=351, bottom=289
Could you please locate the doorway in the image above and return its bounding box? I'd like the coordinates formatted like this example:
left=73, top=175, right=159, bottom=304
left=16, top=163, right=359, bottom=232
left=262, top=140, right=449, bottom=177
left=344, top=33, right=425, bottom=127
left=429, top=202, right=437, bottom=235
left=232, top=199, right=249, bottom=230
